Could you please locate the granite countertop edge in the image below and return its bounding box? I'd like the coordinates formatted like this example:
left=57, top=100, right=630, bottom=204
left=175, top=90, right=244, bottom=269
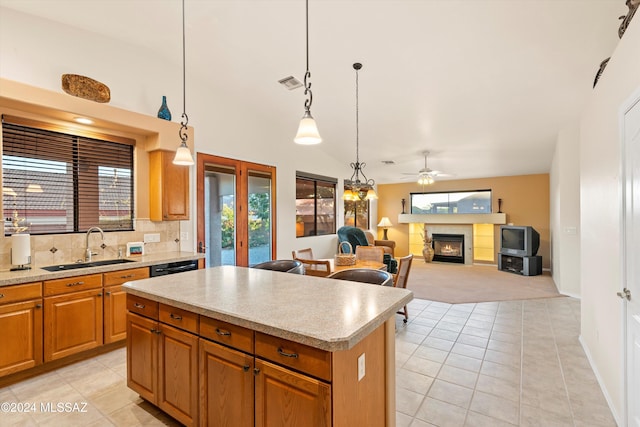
left=124, top=285, right=414, bottom=352
left=0, top=251, right=204, bottom=287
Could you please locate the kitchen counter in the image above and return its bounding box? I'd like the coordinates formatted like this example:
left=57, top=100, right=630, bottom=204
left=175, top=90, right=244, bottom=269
left=0, top=251, right=203, bottom=287
left=123, top=265, right=413, bottom=351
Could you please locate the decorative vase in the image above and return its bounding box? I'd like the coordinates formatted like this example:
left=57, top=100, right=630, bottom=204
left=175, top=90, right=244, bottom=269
left=157, top=95, right=172, bottom=120
left=422, top=244, right=434, bottom=263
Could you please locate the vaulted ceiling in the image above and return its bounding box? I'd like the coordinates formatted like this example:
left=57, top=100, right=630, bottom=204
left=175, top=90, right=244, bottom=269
left=0, top=0, right=627, bottom=183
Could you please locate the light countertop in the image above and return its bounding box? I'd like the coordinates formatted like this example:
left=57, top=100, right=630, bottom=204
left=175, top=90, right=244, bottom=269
left=0, top=251, right=204, bottom=287
left=123, top=265, right=413, bottom=352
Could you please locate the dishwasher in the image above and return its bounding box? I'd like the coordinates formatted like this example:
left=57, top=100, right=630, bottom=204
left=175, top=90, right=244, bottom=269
left=149, top=259, right=198, bottom=276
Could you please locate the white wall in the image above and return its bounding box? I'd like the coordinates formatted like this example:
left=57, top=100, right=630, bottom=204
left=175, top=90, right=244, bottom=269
left=0, top=7, right=347, bottom=260
left=550, top=125, right=581, bottom=297
left=578, top=15, right=640, bottom=423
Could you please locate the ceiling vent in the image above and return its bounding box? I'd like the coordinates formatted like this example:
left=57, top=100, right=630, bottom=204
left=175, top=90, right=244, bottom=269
left=278, top=76, right=303, bottom=90
left=381, top=160, right=395, bottom=165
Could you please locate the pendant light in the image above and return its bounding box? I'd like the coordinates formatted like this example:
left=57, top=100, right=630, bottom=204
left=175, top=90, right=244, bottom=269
left=173, top=0, right=195, bottom=166
left=294, top=0, right=322, bottom=145
left=343, top=63, right=377, bottom=201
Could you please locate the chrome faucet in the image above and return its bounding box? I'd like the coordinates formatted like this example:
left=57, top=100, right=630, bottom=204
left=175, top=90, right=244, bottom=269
left=85, top=226, right=105, bottom=262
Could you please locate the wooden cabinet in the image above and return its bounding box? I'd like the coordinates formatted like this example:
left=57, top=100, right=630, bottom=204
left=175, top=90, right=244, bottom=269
left=149, top=150, right=189, bottom=221
left=104, top=267, right=149, bottom=343
left=127, top=303, right=199, bottom=427
left=0, top=282, right=43, bottom=377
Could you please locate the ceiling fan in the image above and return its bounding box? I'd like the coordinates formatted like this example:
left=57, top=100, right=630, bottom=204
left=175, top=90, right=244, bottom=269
left=401, top=151, right=450, bottom=184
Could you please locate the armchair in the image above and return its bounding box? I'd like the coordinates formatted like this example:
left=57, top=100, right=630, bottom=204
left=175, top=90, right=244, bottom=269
left=337, top=226, right=398, bottom=274
left=363, top=230, right=396, bottom=257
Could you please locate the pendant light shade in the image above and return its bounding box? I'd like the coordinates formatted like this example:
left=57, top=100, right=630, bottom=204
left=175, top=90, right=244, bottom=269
left=294, top=110, right=322, bottom=145
left=173, top=0, right=195, bottom=166
left=294, top=0, right=321, bottom=145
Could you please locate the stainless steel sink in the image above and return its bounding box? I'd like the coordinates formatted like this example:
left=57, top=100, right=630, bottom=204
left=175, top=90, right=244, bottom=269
left=42, top=259, right=136, bottom=272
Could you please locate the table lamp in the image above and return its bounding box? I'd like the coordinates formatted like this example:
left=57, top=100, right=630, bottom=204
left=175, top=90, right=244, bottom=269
left=377, top=217, right=393, bottom=240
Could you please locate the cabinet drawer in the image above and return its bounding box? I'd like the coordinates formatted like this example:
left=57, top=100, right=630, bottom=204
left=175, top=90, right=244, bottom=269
left=126, top=294, right=158, bottom=319
left=0, top=282, right=42, bottom=305
left=44, top=274, right=102, bottom=296
left=159, top=304, right=198, bottom=334
left=255, top=332, right=331, bottom=382
left=200, top=316, right=254, bottom=354
left=104, top=267, right=150, bottom=286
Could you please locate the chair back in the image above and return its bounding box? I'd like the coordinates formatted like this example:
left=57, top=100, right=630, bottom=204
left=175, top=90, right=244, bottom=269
left=328, top=268, right=393, bottom=286
left=355, top=246, right=385, bottom=263
left=394, top=254, right=414, bottom=290
left=252, top=260, right=304, bottom=274
left=292, top=248, right=314, bottom=260
left=337, top=226, right=369, bottom=252
left=294, top=258, right=331, bottom=277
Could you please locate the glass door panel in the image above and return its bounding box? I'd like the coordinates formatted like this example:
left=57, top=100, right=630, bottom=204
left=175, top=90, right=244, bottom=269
left=204, top=165, right=236, bottom=266
left=247, top=171, right=272, bottom=266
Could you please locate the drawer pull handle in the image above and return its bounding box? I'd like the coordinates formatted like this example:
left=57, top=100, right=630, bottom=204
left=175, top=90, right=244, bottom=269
left=253, top=368, right=260, bottom=375
left=150, top=329, right=162, bottom=334
left=243, top=365, right=250, bottom=372
left=36, top=303, right=42, bottom=309
left=120, top=274, right=134, bottom=279
left=170, top=313, right=183, bottom=321
left=134, top=303, right=145, bottom=309
left=215, top=328, right=231, bottom=337
left=0, top=294, right=4, bottom=298
left=277, top=348, right=299, bottom=359
left=66, top=281, right=85, bottom=287
left=97, top=293, right=103, bottom=297
left=106, top=291, right=111, bottom=296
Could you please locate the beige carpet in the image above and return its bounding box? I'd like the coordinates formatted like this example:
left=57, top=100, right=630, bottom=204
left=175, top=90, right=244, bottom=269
left=405, top=260, right=561, bottom=304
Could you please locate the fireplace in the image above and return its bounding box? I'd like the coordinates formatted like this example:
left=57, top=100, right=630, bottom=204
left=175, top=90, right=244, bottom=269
left=432, top=234, right=465, bottom=264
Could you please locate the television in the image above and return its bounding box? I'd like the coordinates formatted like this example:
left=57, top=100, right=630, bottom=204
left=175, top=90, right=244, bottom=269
left=500, top=225, right=540, bottom=257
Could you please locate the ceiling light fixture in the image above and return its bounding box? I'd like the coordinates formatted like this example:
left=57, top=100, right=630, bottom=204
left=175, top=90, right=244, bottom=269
left=343, top=63, right=377, bottom=201
left=417, top=151, right=435, bottom=186
left=173, top=0, right=195, bottom=166
left=293, top=0, right=322, bottom=145
left=74, top=117, right=93, bottom=125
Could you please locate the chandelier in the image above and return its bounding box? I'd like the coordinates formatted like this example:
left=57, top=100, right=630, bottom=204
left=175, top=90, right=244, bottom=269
left=343, top=63, right=377, bottom=201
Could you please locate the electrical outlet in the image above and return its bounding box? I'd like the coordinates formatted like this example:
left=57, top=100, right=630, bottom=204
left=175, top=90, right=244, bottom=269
left=143, top=233, right=161, bottom=243
left=180, top=232, right=189, bottom=241
left=357, top=353, right=365, bottom=381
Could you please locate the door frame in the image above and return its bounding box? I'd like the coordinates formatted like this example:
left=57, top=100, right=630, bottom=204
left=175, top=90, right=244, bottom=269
left=621, top=86, right=640, bottom=427
left=196, top=153, right=277, bottom=267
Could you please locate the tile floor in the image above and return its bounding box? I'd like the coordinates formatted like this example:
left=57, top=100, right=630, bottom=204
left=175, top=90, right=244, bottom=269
left=0, top=297, right=617, bottom=426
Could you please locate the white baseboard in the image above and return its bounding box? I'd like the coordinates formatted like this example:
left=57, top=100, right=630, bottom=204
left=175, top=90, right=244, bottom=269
left=559, top=291, right=581, bottom=299
left=578, top=335, right=622, bottom=426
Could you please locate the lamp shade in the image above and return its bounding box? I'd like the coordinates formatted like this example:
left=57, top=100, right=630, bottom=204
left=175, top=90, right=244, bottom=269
left=173, top=143, right=195, bottom=166
left=364, top=188, right=378, bottom=200
left=377, top=217, right=392, bottom=228
left=294, top=112, right=322, bottom=145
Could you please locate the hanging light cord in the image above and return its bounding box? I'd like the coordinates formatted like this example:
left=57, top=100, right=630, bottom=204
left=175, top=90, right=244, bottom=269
left=348, top=63, right=372, bottom=189
left=303, top=0, right=313, bottom=112
left=179, top=0, right=189, bottom=145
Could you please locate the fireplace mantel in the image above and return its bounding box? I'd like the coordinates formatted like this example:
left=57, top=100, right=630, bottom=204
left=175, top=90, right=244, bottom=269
left=397, top=213, right=507, bottom=225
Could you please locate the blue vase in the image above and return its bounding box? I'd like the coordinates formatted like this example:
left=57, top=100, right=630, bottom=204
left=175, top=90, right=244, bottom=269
left=157, top=96, right=171, bottom=120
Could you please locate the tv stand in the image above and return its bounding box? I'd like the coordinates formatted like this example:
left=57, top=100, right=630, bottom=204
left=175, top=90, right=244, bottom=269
left=498, top=254, right=542, bottom=276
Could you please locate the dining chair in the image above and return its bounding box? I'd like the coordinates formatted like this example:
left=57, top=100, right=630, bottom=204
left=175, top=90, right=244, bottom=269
left=292, top=248, right=314, bottom=260
left=294, top=257, right=332, bottom=277
left=252, top=260, right=304, bottom=274
left=328, top=268, right=393, bottom=286
left=393, top=254, right=414, bottom=323
left=355, top=246, right=385, bottom=263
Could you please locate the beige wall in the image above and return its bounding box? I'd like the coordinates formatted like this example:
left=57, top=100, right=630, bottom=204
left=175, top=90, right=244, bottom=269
left=377, top=173, right=550, bottom=268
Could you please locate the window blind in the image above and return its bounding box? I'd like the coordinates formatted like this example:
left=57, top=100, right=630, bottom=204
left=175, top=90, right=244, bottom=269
left=2, top=119, right=134, bottom=235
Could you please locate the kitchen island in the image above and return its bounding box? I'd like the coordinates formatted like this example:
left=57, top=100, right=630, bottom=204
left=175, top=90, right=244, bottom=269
left=123, top=265, right=413, bottom=427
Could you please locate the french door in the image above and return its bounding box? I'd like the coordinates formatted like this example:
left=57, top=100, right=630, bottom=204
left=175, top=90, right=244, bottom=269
left=197, top=153, right=276, bottom=267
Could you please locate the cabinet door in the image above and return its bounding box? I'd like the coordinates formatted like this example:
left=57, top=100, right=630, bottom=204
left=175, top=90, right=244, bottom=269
left=104, top=285, right=127, bottom=343
left=158, top=323, right=199, bottom=426
left=199, top=338, right=254, bottom=427
left=150, top=150, right=189, bottom=221
left=255, top=359, right=331, bottom=427
left=0, top=300, right=43, bottom=377
left=44, top=289, right=103, bottom=361
left=127, top=312, right=158, bottom=403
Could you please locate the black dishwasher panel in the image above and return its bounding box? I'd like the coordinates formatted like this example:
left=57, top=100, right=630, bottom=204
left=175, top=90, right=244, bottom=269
left=150, top=259, right=198, bottom=276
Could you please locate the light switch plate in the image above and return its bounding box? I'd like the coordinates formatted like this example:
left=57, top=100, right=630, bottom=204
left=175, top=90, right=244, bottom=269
left=357, top=353, right=365, bottom=381
left=180, top=231, right=189, bottom=241
left=143, top=233, right=161, bottom=243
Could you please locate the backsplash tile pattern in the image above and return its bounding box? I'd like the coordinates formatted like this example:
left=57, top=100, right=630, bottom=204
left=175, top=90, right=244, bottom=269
left=1, top=220, right=180, bottom=269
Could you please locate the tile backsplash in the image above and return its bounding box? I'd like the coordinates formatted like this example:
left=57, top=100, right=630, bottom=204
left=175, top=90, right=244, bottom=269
left=1, top=220, right=181, bottom=269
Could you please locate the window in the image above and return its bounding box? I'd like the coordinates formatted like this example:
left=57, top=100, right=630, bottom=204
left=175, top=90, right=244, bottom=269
left=411, top=190, right=492, bottom=214
left=2, top=116, right=134, bottom=235
left=295, top=172, right=336, bottom=237
left=344, top=197, right=369, bottom=229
